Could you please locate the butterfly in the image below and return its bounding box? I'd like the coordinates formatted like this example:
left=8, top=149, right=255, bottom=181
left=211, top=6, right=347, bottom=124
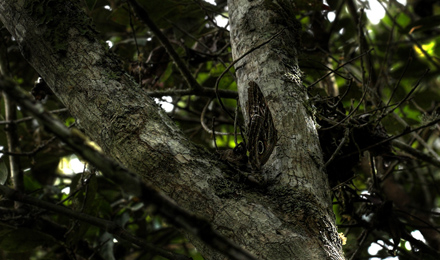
left=246, top=81, right=277, bottom=171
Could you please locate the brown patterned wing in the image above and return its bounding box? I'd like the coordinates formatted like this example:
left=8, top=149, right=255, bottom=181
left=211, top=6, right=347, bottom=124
left=247, top=81, right=277, bottom=171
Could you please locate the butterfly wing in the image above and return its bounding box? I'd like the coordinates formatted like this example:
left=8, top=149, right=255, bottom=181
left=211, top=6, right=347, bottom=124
left=247, top=81, right=277, bottom=171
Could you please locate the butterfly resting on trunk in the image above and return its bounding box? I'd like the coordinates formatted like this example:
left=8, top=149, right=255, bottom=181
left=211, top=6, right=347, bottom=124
left=246, top=81, right=278, bottom=172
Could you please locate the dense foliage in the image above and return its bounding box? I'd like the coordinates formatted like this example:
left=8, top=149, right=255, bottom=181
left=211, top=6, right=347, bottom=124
left=1, top=0, right=440, bottom=259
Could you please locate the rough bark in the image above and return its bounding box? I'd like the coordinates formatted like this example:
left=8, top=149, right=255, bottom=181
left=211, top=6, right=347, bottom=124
left=0, top=0, right=344, bottom=259
left=227, top=0, right=344, bottom=259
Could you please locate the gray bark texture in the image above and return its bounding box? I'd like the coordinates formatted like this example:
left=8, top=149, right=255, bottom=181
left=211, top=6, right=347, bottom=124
left=0, top=0, right=344, bottom=259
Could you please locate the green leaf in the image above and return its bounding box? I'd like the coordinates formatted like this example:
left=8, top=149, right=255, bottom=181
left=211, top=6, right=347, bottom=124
left=65, top=117, right=75, bottom=127
left=395, top=12, right=411, bottom=30
left=23, top=174, right=43, bottom=192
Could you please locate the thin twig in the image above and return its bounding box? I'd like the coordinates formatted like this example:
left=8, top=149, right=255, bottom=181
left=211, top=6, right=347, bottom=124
left=0, top=185, right=191, bottom=260
left=214, top=29, right=285, bottom=120
left=349, top=230, right=370, bottom=260
left=320, top=85, right=368, bottom=131
left=385, top=52, right=412, bottom=109
left=127, top=5, right=142, bottom=88
left=369, top=154, right=379, bottom=191
left=340, top=117, right=440, bottom=159
left=375, top=13, right=397, bottom=91
left=200, top=98, right=238, bottom=135
left=382, top=69, right=429, bottom=118
left=127, top=0, right=203, bottom=91
left=332, top=78, right=353, bottom=109
left=309, top=49, right=373, bottom=90
left=0, top=136, right=58, bottom=157
left=391, top=139, right=440, bottom=168
left=377, top=1, right=440, bottom=70
left=212, top=116, right=218, bottom=150
left=166, top=18, right=212, bottom=54
left=322, top=128, right=350, bottom=170
left=0, top=108, right=69, bottom=125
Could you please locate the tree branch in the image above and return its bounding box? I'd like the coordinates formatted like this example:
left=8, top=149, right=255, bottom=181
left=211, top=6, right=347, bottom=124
left=127, top=0, right=203, bottom=91
left=0, top=78, right=258, bottom=260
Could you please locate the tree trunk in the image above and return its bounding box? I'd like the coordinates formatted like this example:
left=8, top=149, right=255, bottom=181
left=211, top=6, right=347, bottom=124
left=227, top=0, right=343, bottom=259
left=0, top=0, right=344, bottom=259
